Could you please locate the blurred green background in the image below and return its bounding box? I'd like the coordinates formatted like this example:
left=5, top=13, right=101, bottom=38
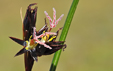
left=0, top=0, right=113, bottom=71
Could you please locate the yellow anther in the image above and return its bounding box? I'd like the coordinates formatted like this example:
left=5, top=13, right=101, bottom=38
left=43, top=31, right=45, bottom=33
left=41, top=31, right=50, bottom=42
left=48, top=36, right=56, bottom=42
left=29, top=35, right=32, bottom=41
left=25, top=41, right=28, bottom=46
left=25, top=47, right=29, bottom=50
left=44, top=34, right=50, bottom=41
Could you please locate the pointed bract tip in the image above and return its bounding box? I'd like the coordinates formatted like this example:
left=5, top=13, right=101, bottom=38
left=9, top=37, right=26, bottom=46
left=14, top=48, right=28, bottom=57
left=29, top=3, right=37, bottom=6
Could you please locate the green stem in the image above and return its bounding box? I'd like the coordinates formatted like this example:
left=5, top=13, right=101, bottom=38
left=49, top=0, right=79, bottom=71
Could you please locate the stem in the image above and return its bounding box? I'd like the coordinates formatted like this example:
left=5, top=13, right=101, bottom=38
left=49, top=0, right=79, bottom=71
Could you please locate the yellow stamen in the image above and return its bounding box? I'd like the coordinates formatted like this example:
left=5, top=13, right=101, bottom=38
left=48, top=36, right=56, bottom=42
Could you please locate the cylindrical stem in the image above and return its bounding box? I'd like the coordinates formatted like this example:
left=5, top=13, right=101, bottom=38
left=49, top=0, right=79, bottom=71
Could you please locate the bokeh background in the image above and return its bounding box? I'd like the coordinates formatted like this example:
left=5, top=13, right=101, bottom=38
left=0, top=0, right=113, bottom=71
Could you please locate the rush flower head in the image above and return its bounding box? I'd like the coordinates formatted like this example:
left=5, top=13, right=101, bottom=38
left=9, top=3, right=66, bottom=71
left=44, top=8, right=64, bottom=30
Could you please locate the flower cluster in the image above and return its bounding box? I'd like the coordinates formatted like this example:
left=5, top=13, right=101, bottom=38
left=10, top=3, right=66, bottom=63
